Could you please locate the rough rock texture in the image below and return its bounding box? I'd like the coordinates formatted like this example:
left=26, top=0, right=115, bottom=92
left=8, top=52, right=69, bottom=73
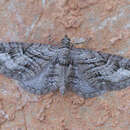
left=0, top=0, right=129, bottom=129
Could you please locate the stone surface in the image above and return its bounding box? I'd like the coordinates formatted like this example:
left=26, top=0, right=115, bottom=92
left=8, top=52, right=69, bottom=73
left=0, top=0, right=130, bottom=129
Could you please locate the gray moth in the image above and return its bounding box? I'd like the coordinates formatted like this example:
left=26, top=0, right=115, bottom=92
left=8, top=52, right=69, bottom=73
left=0, top=35, right=130, bottom=98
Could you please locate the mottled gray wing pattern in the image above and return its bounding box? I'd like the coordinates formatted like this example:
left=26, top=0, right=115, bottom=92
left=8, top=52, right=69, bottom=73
left=69, top=48, right=130, bottom=98
left=0, top=42, right=59, bottom=94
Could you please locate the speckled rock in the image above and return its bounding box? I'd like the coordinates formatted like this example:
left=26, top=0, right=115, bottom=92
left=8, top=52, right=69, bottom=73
left=0, top=0, right=130, bottom=129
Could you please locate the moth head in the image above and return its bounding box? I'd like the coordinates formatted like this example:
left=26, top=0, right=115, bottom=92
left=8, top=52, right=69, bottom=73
left=61, top=35, right=71, bottom=48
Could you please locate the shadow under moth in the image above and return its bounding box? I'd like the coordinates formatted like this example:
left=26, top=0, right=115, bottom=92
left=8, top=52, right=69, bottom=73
left=0, top=35, right=130, bottom=98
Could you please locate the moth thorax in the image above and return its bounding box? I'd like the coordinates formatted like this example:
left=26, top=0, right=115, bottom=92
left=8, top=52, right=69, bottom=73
left=58, top=48, right=70, bottom=65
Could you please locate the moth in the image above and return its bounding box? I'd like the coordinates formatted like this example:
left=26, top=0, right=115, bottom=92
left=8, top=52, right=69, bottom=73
left=0, top=35, right=130, bottom=98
